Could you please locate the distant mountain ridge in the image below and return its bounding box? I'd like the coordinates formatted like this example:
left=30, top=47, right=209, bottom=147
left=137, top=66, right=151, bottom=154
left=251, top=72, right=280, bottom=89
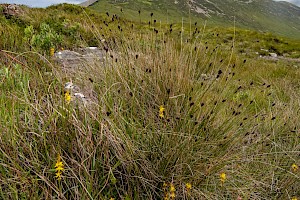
left=85, top=0, right=300, bottom=39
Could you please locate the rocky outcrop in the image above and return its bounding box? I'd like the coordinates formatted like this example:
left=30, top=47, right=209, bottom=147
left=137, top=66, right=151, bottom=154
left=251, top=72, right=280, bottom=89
left=1, top=4, right=24, bottom=17
left=80, top=0, right=99, bottom=7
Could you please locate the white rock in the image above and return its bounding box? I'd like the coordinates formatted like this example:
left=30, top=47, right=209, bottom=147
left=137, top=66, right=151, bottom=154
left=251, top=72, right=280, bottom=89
left=64, top=82, right=74, bottom=90
left=74, top=93, right=85, bottom=98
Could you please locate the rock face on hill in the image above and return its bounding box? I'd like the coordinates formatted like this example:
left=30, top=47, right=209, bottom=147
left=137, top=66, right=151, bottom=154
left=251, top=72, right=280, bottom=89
left=1, top=4, right=24, bottom=17
left=80, top=0, right=99, bottom=7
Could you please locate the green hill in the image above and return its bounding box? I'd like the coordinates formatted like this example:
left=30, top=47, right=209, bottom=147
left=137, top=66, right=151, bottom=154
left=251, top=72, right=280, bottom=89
left=88, top=0, right=300, bottom=39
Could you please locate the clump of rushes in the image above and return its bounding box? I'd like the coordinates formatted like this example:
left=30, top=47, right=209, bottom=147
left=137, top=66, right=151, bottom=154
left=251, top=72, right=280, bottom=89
left=292, top=164, right=298, bottom=172
left=55, top=154, right=64, bottom=181
left=159, top=105, right=165, bottom=118
left=220, top=173, right=226, bottom=186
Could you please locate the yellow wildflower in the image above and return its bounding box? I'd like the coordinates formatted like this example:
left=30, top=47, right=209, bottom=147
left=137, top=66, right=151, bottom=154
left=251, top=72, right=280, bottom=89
left=55, top=154, right=64, bottom=181
left=292, top=197, right=298, bottom=200
left=292, top=164, right=298, bottom=172
left=169, top=183, right=176, bottom=192
left=163, top=182, right=168, bottom=188
left=50, top=48, right=55, bottom=57
left=220, top=172, right=226, bottom=184
left=163, top=193, right=169, bottom=200
left=186, top=182, right=192, bottom=191
left=65, top=91, right=71, bottom=104
left=109, top=198, right=115, bottom=200
left=159, top=105, right=165, bottom=118
left=170, top=191, right=176, bottom=199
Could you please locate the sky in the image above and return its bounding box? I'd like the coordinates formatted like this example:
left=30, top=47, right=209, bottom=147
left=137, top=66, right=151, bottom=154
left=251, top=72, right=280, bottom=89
left=0, top=0, right=85, bottom=7
left=0, top=0, right=299, bottom=8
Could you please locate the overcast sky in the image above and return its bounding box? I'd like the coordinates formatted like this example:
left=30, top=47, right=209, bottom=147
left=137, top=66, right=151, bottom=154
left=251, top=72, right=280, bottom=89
left=0, top=0, right=299, bottom=8
left=0, top=0, right=85, bottom=7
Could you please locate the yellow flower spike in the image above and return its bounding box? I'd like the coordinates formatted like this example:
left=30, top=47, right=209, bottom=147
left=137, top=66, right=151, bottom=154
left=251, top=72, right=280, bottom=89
left=55, top=154, right=64, bottom=181
left=170, top=191, right=176, bottom=199
left=186, top=182, right=192, bottom=190
left=292, top=163, right=298, bottom=172
left=65, top=91, right=71, bottom=104
left=292, top=197, right=298, bottom=200
left=169, top=183, right=176, bottom=192
left=50, top=48, right=55, bottom=57
left=163, top=182, right=168, bottom=188
left=163, top=193, right=169, bottom=200
left=220, top=172, right=226, bottom=184
left=159, top=105, right=165, bottom=118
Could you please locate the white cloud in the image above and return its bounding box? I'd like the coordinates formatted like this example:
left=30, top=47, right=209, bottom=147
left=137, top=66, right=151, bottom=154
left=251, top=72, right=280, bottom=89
left=0, top=0, right=85, bottom=7
left=1, top=0, right=299, bottom=8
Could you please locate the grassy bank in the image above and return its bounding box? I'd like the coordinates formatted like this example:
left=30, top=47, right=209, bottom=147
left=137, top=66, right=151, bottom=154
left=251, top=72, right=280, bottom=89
left=0, top=3, right=299, bottom=199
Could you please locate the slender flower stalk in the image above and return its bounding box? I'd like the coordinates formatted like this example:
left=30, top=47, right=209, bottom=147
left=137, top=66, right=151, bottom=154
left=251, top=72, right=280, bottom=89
left=186, top=182, right=192, bottom=193
left=159, top=105, right=165, bottom=118
left=65, top=91, right=71, bottom=104
left=55, top=154, right=64, bottom=181
left=220, top=172, right=226, bottom=185
left=50, top=48, right=55, bottom=57
left=169, top=183, right=176, bottom=199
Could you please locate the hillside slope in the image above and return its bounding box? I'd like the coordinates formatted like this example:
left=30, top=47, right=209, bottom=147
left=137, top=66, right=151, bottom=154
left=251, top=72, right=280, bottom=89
left=88, top=0, right=300, bottom=39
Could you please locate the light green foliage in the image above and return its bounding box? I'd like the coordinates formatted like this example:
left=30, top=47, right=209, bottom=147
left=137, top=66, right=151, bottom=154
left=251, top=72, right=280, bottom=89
left=31, top=23, right=62, bottom=50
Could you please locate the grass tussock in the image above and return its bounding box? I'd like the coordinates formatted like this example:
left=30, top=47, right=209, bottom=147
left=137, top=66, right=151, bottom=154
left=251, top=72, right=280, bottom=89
left=0, top=3, right=300, bottom=200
